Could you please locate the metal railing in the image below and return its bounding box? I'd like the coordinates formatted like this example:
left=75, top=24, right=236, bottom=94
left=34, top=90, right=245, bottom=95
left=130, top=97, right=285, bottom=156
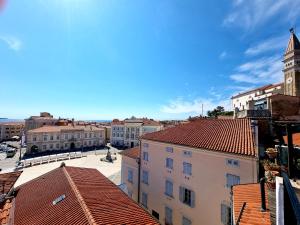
left=282, top=172, right=300, bottom=225
left=235, top=202, right=246, bottom=225
left=236, top=110, right=271, bottom=119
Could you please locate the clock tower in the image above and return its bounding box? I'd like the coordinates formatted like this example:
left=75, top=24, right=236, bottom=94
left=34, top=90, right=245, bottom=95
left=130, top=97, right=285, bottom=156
left=283, top=29, right=300, bottom=96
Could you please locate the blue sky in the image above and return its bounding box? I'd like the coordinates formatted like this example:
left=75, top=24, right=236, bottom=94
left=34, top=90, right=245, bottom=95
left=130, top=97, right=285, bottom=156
left=0, top=0, right=300, bottom=120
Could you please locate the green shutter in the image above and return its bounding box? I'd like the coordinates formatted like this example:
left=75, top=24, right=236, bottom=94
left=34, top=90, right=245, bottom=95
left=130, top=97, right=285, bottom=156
left=179, top=186, right=184, bottom=202
left=191, top=190, right=195, bottom=208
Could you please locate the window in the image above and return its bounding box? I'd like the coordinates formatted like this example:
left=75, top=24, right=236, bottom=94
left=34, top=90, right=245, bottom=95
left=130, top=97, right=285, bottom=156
left=56, top=135, right=59, bottom=140
left=183, top=162, right=192, bottom=175
left=50, top=135, right=53, bottom=140
left=182, top=216, right=192, bottom=225
left=33, top=136, right=37, bottom=141
left=166, top=147, right=173, bottom=153
left=128, top=169, right=133, bottom=183
left=142, top=170, right=149, bottom=184
left=166, top=158, right=173, bottom=169
left=143, top=143, right=149, bottom=148
left=128, top=190, right=133, bottom=198
left=165, top=180, right=173, bottom=197
left=226, top=159, right=239, bottom=167
left=165, top=207, right=173, bottom=225
left=221, top=203, right=231, bottom=225
left=43, top=135, right=47, bottom=141
left=43, top=145, right=46, bottom=150
left=143, top=152, right=149, bottom=161
left=89, top=133, right=92, bottom=138
left=85, top=133, right=87, bottom=138
left=179, top=186, right=195, bottom=207
left=152, top=210, right=159, bottom=220
left=56, top=143, right=59, bottom=149
left=77, top=133, right=80, bottom=138
left=142, top=192, right=148, bottom=208
left=50, top=144, right=53, bottom=149
left=183, top=150, right=192, bottom=157
left=226, top=174, right=240, bottom=188
left=65, top=134, right=68, bottom=139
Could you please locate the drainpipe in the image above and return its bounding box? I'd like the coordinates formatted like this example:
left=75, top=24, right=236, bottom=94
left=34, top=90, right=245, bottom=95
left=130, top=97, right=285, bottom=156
left=137, top=139, right=141, bottom=203
left=260, top=178, right=266, bottom=212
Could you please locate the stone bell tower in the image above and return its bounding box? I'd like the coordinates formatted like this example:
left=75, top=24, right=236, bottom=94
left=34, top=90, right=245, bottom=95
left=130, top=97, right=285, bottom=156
left=283, top=28, right=300, bottom=96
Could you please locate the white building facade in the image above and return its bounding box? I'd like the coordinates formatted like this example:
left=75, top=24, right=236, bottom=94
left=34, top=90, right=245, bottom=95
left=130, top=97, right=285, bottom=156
left=111, top=118, right=162, bottom=148
left=26, top=125, right=105, bottom=153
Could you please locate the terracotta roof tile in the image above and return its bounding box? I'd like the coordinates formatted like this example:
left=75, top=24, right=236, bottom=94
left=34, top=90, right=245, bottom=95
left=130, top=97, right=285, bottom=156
left=283, top=133, right=300, bottom=146
left=119, top=147, right=140, bottom=159
left=27, top=125, right=103, bottom=133
left=13, top=166, right=158, bottom=225
left=232, top=83, right=283, bottom=99
left=141, top=119, right=256, bottom=157
left=0, top=199, right=13, bottom=225
left=232, top=183, right=271, bottom=225
left=0, top=171, right=22, bottom=195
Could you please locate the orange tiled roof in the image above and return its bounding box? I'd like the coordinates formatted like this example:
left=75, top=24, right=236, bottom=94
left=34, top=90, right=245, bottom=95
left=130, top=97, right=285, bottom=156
left=142, top=119, right=256, bottom=157
left=0, top=199, right=13, bottom=225
left=232, top=183, right=271, bottom=225
left=283, top=133, right=300, bottom=146
left=119, top=147, right=140, bottom=159
left=13, top=166, right=158, bottom=225
left=0, top=171, right=22, bottom=195
left=232, top=83, right=283, bottom=99
left=27, top=125, right=103, bottom=133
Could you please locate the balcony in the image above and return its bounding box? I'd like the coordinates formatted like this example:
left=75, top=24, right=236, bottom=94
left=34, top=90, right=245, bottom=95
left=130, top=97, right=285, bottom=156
left=235, top=109, right=271, bottom=119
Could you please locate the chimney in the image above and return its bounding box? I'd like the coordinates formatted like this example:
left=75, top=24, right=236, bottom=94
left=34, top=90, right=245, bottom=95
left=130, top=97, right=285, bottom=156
left=260, top=178, right=266, bottom=211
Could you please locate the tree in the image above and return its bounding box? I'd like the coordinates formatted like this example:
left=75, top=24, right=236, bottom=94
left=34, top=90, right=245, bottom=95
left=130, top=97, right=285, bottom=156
left=207, top=106, right=233, bottom=117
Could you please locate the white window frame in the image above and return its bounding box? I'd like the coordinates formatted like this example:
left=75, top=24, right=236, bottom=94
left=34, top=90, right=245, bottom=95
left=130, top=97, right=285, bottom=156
left=183, top=162, right=192, bottom=175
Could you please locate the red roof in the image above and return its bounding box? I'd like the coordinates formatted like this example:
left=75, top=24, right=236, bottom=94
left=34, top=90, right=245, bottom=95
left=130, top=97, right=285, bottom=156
left=283, top=133, right=300, bottom=146
left=119, top=147, right=140, bottom=159
left=0, top=171, right=22, bottom=195
left=231, top=83, right=283, bottom=99
left=0, top=199, right=13, bottom=225
left=142, top=119, right=256, bottom=157
left=233, top=183, right=271, bottom=225
left=13, top=166, right=158, bottom=225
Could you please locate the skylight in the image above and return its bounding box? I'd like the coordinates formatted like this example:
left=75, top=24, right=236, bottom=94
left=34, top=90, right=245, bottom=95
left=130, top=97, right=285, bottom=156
left=52, top=194, right=66, bottom=205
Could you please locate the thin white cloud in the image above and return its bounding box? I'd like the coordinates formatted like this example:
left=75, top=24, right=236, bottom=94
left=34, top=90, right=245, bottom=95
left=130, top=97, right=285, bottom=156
left=245, top=35, right=288, bottom=56
left=223, top=0, right=300, bottom=30
left=161, top=97, right=231, bottom=115
left=230, top=55, right=283, bottom=84
left=219, top=51, right=227, bottom=60
left=0, top=35, right=22, bottom=51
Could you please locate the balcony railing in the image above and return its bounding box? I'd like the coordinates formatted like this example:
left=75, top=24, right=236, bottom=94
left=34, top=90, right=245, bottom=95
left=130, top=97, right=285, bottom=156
left=282, top=172, right=300, bottom=225
left=236, top=110, right=271, bottom=119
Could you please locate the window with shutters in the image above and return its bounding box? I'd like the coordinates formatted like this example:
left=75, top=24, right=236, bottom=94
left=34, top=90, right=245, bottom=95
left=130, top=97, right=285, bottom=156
left=166, top=158, right=173, bottom=169
left=142, top=170, right=149, bottom=185
left=128, top=169, right=133, bottom=183
left=182, top=216, right=192, bottom=225
left=226, top=174, right=240, bottom=188
left=179, top=186, right=195, bottom=207
left=183, top=162, right=192, bottom=175
left=143, top=151, right=149, bottom=161
left=165, top=180, right=173, bottom=197
left=142, top=192, right=148, bottom=208
left=221, top=203, right=231, bottom=225
left=165, top=207, right=173, bottom=225
left=166, top=147, right=173, bottom=153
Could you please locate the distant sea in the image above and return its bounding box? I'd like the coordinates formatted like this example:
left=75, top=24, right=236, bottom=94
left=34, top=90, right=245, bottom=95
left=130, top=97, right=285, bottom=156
left=84, top=120, right=112, bottom=123
left=0, top=118, right=25, bottom=123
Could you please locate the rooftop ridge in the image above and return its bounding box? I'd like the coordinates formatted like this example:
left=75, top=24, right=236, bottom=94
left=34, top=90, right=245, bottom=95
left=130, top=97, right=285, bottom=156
left=62, top=167, right=96, bottom=225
